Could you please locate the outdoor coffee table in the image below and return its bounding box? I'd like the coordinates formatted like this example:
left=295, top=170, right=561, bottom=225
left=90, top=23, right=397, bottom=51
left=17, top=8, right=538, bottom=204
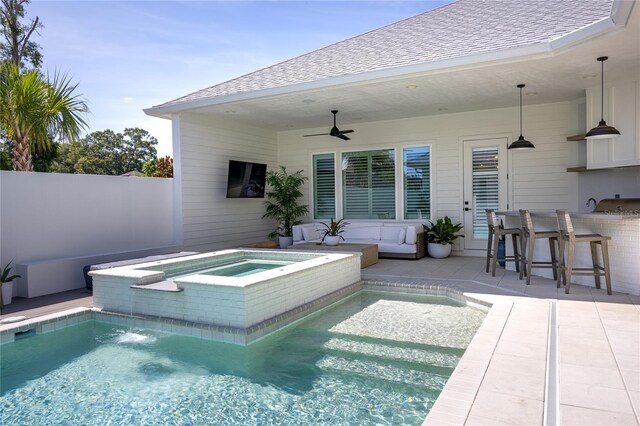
left=288, top=242, right=378, bottom=268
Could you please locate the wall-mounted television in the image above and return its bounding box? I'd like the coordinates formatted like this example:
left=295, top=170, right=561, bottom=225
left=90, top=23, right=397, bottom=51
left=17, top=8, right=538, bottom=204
left=226, top=160, right=267, bottom=198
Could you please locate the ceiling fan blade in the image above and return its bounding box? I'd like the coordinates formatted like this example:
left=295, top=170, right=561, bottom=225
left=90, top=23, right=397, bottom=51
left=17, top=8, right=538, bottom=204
left=303, top=133, right=330, bottom=137
left=338, top=129, right=354, bottom=135
left=335, top=133, right=350, bottom=141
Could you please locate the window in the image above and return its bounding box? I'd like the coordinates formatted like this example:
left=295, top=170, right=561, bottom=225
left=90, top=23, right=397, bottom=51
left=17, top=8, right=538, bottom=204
left=342, top=149, right=395, bottom=219
left=403, top=146, right=430, bottom=220
left=312, top=153, right=335, bottom=219
left=471, top=147, right=499, bottom=239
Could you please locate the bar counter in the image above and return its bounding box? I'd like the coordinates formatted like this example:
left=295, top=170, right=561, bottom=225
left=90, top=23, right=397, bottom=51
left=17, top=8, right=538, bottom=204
left=496, top=210, right=640, bottom=295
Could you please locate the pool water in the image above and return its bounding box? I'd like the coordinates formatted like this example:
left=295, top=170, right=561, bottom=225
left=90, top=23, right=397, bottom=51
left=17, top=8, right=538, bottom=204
left=0, top=292, right=486, bottom=425
left=200, top=260, right=293, bottom=277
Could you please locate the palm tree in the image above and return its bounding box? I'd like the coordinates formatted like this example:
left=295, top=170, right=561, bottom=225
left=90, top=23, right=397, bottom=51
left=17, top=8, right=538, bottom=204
left=0, top=63, right=88, bottom=171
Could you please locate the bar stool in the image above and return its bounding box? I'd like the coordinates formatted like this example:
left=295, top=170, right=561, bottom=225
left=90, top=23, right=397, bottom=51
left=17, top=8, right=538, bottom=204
left=556, top=210, right=612, bottom=295
left=519, top=210, right=560, bottom=285
left=485, top=209, right=520, bottom=276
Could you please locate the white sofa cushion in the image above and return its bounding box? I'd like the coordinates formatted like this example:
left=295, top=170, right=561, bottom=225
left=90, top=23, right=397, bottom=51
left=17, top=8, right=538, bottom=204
left=378, top=242, right=417, bottom=254
left=404, top=225, right=420, bottom=245
left=380, top=227, right=406, bottom=244
left=302, top=227, right=321, bottom=241
left=342, top=226, right=381, bottom=240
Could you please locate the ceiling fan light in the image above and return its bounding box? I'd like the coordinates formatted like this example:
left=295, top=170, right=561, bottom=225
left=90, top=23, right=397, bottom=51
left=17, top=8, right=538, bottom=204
left=508, top=135, right=535, bottom=150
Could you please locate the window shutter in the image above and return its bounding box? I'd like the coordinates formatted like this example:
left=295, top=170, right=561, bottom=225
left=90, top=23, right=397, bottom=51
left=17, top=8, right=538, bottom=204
left=471, top=147, right=499, bottom=239
left=313, top=154, right=335, bottom=219
left=403, top=147, right=430, bottom=220
left=342, top=150, right=395, bottom=219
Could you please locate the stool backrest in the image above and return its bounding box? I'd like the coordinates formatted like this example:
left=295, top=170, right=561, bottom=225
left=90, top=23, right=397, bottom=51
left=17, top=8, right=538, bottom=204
left=556, top=210, right=574, bottom=237
left=485, top=209, right=498, bottom=229
left=519, top=209, right=534, bottom=234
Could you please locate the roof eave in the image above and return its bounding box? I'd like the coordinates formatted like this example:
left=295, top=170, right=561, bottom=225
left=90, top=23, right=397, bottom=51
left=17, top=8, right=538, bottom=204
left=144, top=5, right=629, bottom=119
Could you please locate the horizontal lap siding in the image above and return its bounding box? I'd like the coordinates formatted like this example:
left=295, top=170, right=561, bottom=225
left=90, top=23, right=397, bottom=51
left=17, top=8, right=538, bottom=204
left=276, top=101, right=574, bottom=252
left=179, top=113, right=277, bottom=251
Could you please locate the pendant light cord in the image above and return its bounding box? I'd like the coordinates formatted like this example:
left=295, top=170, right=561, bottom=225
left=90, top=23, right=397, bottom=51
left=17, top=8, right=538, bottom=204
left=600, top=59, right=604, bottom=121
left=519, top=86, right=523, bottom=138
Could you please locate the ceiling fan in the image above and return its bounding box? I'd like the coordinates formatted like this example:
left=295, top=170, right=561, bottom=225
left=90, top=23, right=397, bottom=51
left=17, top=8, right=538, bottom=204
left=304, top=110, right=354, bottom=141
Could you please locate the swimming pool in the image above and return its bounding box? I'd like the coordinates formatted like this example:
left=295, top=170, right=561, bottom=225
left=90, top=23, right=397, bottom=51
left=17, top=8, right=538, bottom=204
left=1, top=291, right=486, bottom=425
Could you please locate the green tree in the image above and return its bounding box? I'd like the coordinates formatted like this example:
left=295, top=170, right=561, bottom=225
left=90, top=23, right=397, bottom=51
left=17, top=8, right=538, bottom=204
left=0, top=63, right=88, bottom=171
left=142, top=157, right=156, bottom=177
left=0, top=0, right=42, bottom=70
left=153, top=155, right=173, bottom=178
left=53, top=128, right=158, bottom=175
left=0, top=137, right=11, bottom=170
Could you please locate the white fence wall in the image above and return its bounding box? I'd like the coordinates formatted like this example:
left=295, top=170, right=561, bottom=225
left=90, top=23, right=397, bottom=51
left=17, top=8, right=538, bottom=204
left=0, top=171, right=176, bottom=297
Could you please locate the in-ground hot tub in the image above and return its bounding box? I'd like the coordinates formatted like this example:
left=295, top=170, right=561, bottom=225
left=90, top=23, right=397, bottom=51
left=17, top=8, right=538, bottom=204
left=90, top=249, right=361, bottom=335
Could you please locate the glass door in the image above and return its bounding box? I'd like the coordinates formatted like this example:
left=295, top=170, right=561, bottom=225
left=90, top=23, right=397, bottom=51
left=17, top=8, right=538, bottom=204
left=463, top=138, right=508, bottom=250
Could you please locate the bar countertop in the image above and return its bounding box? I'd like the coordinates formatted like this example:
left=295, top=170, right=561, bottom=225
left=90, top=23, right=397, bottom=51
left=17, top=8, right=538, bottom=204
left=495, top=210, right=640, bottom=220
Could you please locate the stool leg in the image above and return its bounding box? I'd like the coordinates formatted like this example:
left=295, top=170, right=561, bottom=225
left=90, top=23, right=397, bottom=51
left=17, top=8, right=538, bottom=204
left=549, top=237, right=558, bottom=281
left=519, top=234, right=527, bottom=281
left=565, top=240, right=575, bottom=294
left=491, top=231, right=500, bottom=277
left=556, top=237, right=565, bottom=288
left=601, top=240, right=612, bottom=295
left=590, top=241, right=601, bottom=289
left=526, top=236, right=535, bottom=285
left=486, top=229, right=493, bottom=273
left=511, top=233, right=520, bottom=273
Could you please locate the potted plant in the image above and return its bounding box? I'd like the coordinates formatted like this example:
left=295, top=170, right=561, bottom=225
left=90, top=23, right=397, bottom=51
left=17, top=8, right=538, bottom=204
left=263, top=166, right=309, bottom=249
left=319, top=218, right=348, bottom=246
left=424, top=216, right=463, bottom=258
left=1, top=261, right=21, bottom=307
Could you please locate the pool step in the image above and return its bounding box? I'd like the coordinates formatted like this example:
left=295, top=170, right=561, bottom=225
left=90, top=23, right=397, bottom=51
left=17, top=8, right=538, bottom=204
left=315, top=354, right=450, bottom=390
left=321, top=338, right=460, bottom=369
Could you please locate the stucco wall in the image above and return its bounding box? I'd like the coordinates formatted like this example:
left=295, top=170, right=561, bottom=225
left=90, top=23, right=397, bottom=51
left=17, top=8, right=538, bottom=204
left=0, top=171, right=176, bottom=296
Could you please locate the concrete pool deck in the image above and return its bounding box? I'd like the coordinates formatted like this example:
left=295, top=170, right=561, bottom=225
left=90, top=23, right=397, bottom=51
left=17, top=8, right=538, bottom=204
left=1, top=256, right=638, bottom=425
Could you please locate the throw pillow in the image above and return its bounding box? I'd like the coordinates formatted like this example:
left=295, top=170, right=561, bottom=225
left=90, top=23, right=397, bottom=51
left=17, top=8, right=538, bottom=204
left=302, top=227, right=320, bottom=241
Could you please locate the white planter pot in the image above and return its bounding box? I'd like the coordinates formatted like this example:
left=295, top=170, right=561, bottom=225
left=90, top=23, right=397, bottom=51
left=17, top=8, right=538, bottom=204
left=428, top=243, right=452, bottom=259
left=324, top=235, right=341, bottom=246
left=279, top=236, right=293, bottom=249
left=1, top=282, right=13, bottom=305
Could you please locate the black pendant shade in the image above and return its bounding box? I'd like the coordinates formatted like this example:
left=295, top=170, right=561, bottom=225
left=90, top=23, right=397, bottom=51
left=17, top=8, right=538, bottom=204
left=586, top=56, right=620, bottom=140
left=508, top=84, right=535, bottom=150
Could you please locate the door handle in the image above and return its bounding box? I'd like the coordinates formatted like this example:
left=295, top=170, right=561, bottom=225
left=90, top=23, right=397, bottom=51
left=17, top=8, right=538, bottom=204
left=464, top=207, right=471, bottom=211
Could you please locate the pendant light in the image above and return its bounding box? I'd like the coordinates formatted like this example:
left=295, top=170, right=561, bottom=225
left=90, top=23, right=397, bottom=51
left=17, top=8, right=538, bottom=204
left=508, top=84, right=535, bottom=150
left=585, top=56, right=620, bottom=139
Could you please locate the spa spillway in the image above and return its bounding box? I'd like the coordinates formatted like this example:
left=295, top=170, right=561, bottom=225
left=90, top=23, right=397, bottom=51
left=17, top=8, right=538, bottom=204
left=90, top=249, right=361, bottom=339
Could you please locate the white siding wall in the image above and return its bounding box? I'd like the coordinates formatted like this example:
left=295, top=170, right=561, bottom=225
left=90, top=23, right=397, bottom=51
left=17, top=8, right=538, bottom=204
left=179, top=112, right=278, bottom=251
left=178, top=101, right=576, bottom=253
left=278, top=101, right=576, bottom=252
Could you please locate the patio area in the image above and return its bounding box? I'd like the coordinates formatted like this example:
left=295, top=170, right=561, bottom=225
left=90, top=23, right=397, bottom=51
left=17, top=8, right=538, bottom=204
left=2, top=255, right=638, bottom=425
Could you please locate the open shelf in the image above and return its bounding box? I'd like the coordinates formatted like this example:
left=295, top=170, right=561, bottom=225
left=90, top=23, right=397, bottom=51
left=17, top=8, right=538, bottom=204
left=566, top=134, right=586, bottom=141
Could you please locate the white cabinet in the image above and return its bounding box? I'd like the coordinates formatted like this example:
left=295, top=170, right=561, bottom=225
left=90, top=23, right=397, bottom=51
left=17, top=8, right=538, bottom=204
left=586, top=78, right=640, bottom=169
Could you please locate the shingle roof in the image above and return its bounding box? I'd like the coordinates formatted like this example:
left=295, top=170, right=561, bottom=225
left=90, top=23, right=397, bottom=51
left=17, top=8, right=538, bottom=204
left=157, top=0, right=613, bottom=108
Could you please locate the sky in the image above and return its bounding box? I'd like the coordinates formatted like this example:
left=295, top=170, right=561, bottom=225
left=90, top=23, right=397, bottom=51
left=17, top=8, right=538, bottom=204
left=29, top=1, right=449, bottom=156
